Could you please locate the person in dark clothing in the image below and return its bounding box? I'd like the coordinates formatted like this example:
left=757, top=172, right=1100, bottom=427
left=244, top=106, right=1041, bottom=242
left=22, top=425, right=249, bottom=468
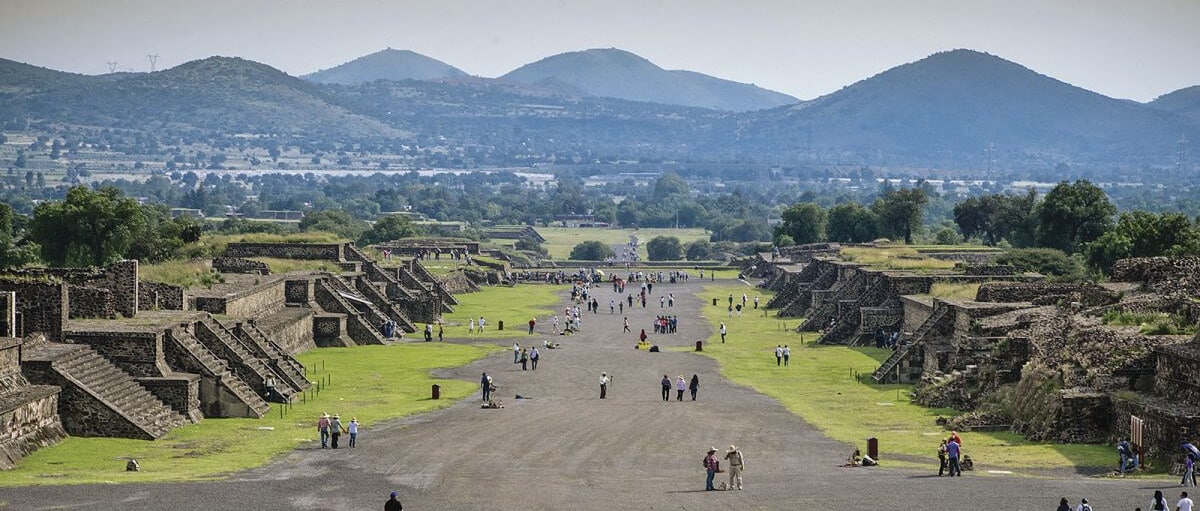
left=661, top=375, right=671, bottom=402
left=689, top=374, right=700, bottom=401
left=385, top=491, right=403, bottom=511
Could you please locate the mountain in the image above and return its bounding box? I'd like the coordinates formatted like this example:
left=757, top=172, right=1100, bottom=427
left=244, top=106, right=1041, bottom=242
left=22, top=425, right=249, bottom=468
left=304, top=48, right=468, bottom=85
left=736, top=49, right=1200, bottom=167
left=1149, top=86, right=1200, bottom=121
left=0, top=58, right=87, bottom=92
left=0, top=56, right=400, bottom=138
left=500, top=48, right=797, bottom=112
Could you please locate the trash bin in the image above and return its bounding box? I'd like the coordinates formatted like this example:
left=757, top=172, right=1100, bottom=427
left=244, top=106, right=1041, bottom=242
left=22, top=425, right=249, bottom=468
left=695, top=340, right=703, bottom=352
left=867, top=437, right=878, bottom=460
left=712, top=298, right=718, bottom=306
left=498, top=320, right=504, bottom=331
left=432, top=384, right=440, bottom=400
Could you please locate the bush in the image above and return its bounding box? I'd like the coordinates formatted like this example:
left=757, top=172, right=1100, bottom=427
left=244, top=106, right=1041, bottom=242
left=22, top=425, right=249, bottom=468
left=995, top=248, right=1086, bottom=281
left=646, top=236, right=683, bottom=261
left=684, top=239, right=714, bottom=261
left=569, top=240, right=614, bottom=261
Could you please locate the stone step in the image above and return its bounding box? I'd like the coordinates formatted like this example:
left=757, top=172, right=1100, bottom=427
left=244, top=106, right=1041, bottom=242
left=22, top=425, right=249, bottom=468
left=53, top=346, right=186, bottom=439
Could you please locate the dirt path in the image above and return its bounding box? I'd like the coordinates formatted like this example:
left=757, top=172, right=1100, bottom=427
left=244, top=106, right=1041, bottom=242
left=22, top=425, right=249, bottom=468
left=3, top=279, right=1173, bottom=510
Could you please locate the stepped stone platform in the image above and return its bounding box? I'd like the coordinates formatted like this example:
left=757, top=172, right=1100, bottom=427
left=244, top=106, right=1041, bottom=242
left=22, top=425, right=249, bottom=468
left=0, top=336, right=66, bottom=469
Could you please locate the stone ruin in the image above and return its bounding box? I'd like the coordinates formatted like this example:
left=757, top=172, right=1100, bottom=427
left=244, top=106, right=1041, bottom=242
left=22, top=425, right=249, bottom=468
left=752, top=249, right=1200, bottom=469
left=0, top=241, right=462, bottom=469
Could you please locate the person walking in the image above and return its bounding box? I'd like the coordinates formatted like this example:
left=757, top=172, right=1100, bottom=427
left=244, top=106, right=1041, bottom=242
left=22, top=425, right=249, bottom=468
left=528, top=317, right=536, bottom=335
left=675, top=375, right=686, bottom=401
left=513, top=342, right=521, bottom=364
left=724, top=445, right=744, bottom=490
left=661, top=375, right=671, bottom=402
left=1151, top=490, right=1169, bottom=511
left=946, top=437, right=962, bottom=476
left=719, top=322, right=727, bottom=343
left=317, top=412, right=331, bottom=449
left=478, top=316, right=486, bottom=334
left=481, top=373, right=492, bottom=402
left=689, top=374, right=700, bottom=401
left=530, top=347, right=540, bottom=371
left=599, top=372, right=610, bottom=399
left=385, top=490, right=404, bottom=511
left=704, top=447, right=720, bottom=491
left=775, top=345, right=783, bottom=366
left=1180, top=491, right=1195, bottom=511
left=330, top=414, right=344, bottom=449
left=1185, top=453, right=1196, bottom=487
left=937, top=439, right=948, bottom=476
left=468, top=318, right=475, bottom=335
left=783, top=345, right=791, bottom=366
left=424, top=323, right=433, bottom=342
left=347, top=417, right=359, bottom=447
left=1075, top=498, right=1093, bottom=511
left=1056, top=498, right=1071, bottom=511
left=520, top=348, right=529, bottom=371
left=437, top=324, right=444, bottom=342
left=623, top=317, right=631, bottom=333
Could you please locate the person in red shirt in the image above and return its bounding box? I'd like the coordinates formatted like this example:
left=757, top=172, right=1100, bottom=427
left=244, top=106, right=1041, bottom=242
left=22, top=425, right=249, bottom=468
left=704, top=447, right=720, bottom=491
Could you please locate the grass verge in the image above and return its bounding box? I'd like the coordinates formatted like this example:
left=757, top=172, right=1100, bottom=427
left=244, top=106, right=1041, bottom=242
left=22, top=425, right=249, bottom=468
left=441, top=285, right=562, bottom=338
left=538, top=227, right=710, bottom=260
left=690, top=283, right=1113, bottom=472
left=1, top=343, right=495, bottom=486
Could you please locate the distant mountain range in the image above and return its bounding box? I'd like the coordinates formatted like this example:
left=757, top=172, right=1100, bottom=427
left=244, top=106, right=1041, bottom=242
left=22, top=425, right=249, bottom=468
left=499, top=48, right=798, bottom=112
left=1, top=48, right=1197, bottom=170
left=304, top=48, right=467, bottom=84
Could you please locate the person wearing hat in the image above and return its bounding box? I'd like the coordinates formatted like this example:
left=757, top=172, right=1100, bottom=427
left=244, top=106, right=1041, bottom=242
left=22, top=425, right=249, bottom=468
left=316, top=413, right=331, bottom=449
left=348, top=417, right=359, bottom=448
left=330, top=414, right=344, bottom=449
left=724, top=445, right=745, bottom=490
left=599, top=372, right=610, bottom=399
left=384, top=490, right=403, bottom=511
left=703, top=447, right=720, bottom=491
left=1075, top=497, right=1093, bottom=511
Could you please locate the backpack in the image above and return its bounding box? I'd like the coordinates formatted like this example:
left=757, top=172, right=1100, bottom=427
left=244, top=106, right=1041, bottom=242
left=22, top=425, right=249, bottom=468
left=1081, top=504, right=1091, bottom=511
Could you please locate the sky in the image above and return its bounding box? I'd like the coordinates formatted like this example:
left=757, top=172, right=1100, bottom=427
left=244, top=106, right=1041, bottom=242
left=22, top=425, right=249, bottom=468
left=1, top=0, right=1198, bottom=102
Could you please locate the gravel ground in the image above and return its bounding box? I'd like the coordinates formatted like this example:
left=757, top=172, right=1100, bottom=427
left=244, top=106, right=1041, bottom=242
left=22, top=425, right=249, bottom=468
left=2, top=278, right=1179, bottom=510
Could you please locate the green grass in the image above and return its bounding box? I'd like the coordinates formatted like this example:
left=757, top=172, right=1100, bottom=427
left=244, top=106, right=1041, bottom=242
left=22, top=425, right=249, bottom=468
left=1, top=343, right=495, bottom=486
left=690, top=283, right=1113, bottom=472
left=247, top=257, right=341, bottom=274
left=139, top=259, right=218, bottom=288
left=841, top=246, right=958, bottom=271
left=1102, top=311, right=1198, bottom=336
left=926, top=282, right=981, bottom=301
left=538, top=226, right=710, bottom=260
left=441, top=285, right=562, bottom=338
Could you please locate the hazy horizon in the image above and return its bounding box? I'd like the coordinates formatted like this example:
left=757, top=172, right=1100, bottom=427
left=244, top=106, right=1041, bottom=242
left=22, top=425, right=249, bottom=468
left=1, top=0, right=1197, bottom=102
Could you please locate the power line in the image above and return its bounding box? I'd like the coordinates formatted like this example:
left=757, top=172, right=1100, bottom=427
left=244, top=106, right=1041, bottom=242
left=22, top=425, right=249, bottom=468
left=106, top=61, right=118, bottom=73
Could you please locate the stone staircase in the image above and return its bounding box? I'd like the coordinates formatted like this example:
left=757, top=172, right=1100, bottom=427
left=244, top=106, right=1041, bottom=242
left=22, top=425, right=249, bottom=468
left=353, top=276, right=417, bottom=333
left=325, top=274, right=391, bottom=329
left=314, top=280, right=387, bottom=345
left=408, top=258, right=458, bottom=307
left=195, top=317, right=298, bottom=403
left=872, top=305, right=950, bottom=383
left=233, top=321, right=310, bottom=395
left=802, top=270, right=867, bottom=331
left=28, top=343, right=186, bottom=439
left=164, top=329, right=269, bottom=418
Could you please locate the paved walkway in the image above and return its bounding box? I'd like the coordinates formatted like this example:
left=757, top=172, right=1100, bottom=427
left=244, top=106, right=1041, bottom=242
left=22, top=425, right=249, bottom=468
left=3, top=278, right=1178, bottom=510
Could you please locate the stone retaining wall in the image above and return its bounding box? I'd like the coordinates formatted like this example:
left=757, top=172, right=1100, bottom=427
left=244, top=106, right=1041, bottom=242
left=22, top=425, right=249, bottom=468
left=64, top=331, right=166, bottom=378
left=226, top=243, right=344, bottom=261
left=139, top=282, right=186, bottom=311
left=139, top=375, right=201, bottom=422
left=0, top=282, right=67, bottom=342
left=0, top=388, right=64, bottom=470
left=975, top=282, right=1117, bottom=306
left=212, top=257, right=270, bottom=275
left=67, top=285, right=115, bottom=319
left=195, top=279, right=286, bottom=318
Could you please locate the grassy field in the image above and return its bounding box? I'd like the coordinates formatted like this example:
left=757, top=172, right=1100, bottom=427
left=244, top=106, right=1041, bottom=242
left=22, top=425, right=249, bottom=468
left=926, top=282, right=982, bottom=301
left=441, top=285, right=562, bottom=338
left=841, top=246, right=957, bottom=271
left=1, top=343, right=495, bottom=486
left=689, top=283, right=1113, bottom=472
left=538, top=227, right=710, bottom=260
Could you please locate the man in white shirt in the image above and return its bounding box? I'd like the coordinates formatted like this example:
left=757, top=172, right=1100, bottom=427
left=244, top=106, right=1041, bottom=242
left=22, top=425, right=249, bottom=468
left=599, top=373, right=610, bottom=399
left=1179, top=491, right=1194, bottom=511
left=513, top=342, right=520, bottom=363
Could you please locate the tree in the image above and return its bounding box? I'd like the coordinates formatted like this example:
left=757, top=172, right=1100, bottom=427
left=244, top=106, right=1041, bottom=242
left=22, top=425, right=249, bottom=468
left=775, top=202, right=826, bottom=244
left=995, top=248, right=1085, bottom=281
left=652, top=172, right=689, bottom=200
left=300, top=209, right=369, bottom=240
left=1084, top=211, right=1200, bottom=272
left=954, top=190, right=1037, bottom=247
left=358, top=215, right=423, bottom=246
left=0, top=203, right=38, bottom=268
left=684, top=239, right=714, bottom=261
left=1036, top=180, right=1115, bottom=254
left=30, top=186, right=146, bottom=267
left=569, top=240, right=614, bottom=261
left=646, top=236, right=683, bottom=261
left=873, top=188, right=928, bottom=244
left=826, top=202, right=878, bottom=243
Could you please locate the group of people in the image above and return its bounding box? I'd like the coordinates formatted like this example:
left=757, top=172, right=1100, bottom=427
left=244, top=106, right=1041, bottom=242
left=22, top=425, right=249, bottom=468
left=703, top=445, right=746, bottom=491
left=1059, top=490, right=1193, bottom=511
left=773, top=345, right=791, bottom=366
left=315, top=412, right=359, bottom=449
left=936, top=431, right=964, bottom=477
left=652, top=315, right=679, bottom=334
left=512, top=342, right=541, bottom=371
left=660, top=374, right=701, bottom=401
left=466, top=316, right=487, bottom=334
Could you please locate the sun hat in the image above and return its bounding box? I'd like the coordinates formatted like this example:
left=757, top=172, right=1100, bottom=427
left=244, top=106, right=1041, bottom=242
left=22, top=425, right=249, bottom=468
left=707, top=447, right=717, bottom=453
left=728, top=445, right=738, bottom=452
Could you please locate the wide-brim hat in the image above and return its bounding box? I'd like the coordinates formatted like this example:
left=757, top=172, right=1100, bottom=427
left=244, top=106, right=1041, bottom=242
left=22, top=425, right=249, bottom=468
left=321, top=413, right=329, bottom=418
left=727, top=445, right=738, bottom=452
left=707, top=447, right=717, bottom=453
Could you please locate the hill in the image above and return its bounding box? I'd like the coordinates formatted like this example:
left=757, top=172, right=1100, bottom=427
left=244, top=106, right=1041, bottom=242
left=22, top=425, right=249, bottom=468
left=1149, top=85, right=1200, bottom=121
left=500, top=48, right=797, bottom=112
left=736, top=49, right=1200, bottom=167
left=304, top=48, right=468, bottom=85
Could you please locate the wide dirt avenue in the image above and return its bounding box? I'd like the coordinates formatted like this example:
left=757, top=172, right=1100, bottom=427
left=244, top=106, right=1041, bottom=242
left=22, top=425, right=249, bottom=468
left=2, top=277, right=1172, bottom=510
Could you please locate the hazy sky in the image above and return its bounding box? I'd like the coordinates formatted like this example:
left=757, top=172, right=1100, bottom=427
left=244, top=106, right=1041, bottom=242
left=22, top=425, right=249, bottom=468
left=2, top=0, right=1197, bottom=102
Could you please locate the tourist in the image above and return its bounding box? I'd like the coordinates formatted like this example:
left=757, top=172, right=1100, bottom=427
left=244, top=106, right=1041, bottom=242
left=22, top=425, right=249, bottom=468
left=946, top=436, right=962, bottom=476
left=937, top=439, right=948, bottom=476
left=1118, top=437, right=1132, bottom=475
left=689, top=374, right=700, bottom=401
left=481, top=373, right=492, bottom=401
left=437, top=324, right=444, bottom=342
left=528, top=317, right=536, bottom=335
left=347, top=417, right=358, bottom=447
left=704, top=447, right=720, bottom=491
left=675, top=375, right=686, bottom=401
left=754, top=295, right=759, bottom=309
left=317, top=412, right=331, bottom=449
left=1056, top=498, right=1071, bottom=511
left=1185, top=453, right=1196, bottom=487
left=1151, top=490, right=1169, bottom=511
left=728, top=294, right=734, bottom=307
left=724, top=445, right=744, bottom=490
left=1180, top=491, right=1195, bottom=511
left=728, top=303, right=734, bottom=317
left=661, top=375, right=671, bottom=402
left=668, top=293, right=674, bottom=307
left=330, top=414, right=344, bottom=449
left=520, top=348, right=529, bottom=371
left=720, top=322, right=727, bottom=343
left=775, top=345, right=783, bottom=366
left=610, top=299, right=615, bottom=314
left=513, top=342, right=521, bottom=363
left=619, top=301, right=624, bottom=314
left=530, top=346, right=540, bottom=370
left=783, top=345, right=791, bottom=366
left=478, top=316, right=486, bottom=333
left=623, top=317, right=631, bottom=333
left=599, top=372, right=609, bottom=399
left=424, top=323, right=433, bottom=342
left=640, top=329, right=648, bottom=344
left=385, top=490, right=403, bottom=511
left=468, top=318, right=475, bottom=335
left=1075, top=497, right=1092, bottom=511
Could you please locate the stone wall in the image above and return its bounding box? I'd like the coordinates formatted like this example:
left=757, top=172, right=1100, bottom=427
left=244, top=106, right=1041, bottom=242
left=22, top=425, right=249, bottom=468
left=67, top=285, right=115, bottom=319
left=139, top=282, right=186, bottom=311
left=212, top=257, right=271, bottom=275
left=285, top=279, right=314, bottom=304
left=64, top=331, right=167, bottom=378
left=1155, top=342, right=1200, bottom=403
left=257, top=307, right=315, bottom=355
left=1113, top=396, right=1200, bottom=465
left=139, top=375, right=201, bottom=423
left=975, top=282, right=1118, bottom=306
left=195, top=279, right=286, bottom=318
left=1111, top=257, right=1200, bottom=293
left=226, top=243, right=344, bottom=261
left=901, top=296, right=934, bottom=334
left=0, top=282, right=67, bottom=342
left=19, top=359, right=149, bottom=439
left=1, top=260, right=138, bottom=318
left=0, top=388, right=65, bottom=470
